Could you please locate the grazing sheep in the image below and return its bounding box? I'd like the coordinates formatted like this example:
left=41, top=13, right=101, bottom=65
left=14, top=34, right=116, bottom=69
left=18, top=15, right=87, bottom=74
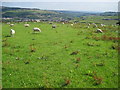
left=62, top=22, right=65, bottom=24
left=88, top=23, right=91, bottom=26
left=10, top=24, right=14, bottom=27
left=85, top=25, right=89, bottom=28
left=52, top=25, right=56, bottom=28
left=33, top=27, right=41, bottom=33
left=101, top=24, right=105, bottom=27
left=7, top=22, right=10, bottom=24
left=93, top=23, right=97, bottom=28
left=96, top=28, right=103, bottom=33
left=49, top=22, right=53, bottom=24
left=24, top=24, right=30, bottom=27
left=71, top=24, right=74, bottom=26
left=10, top=29, right=15, bottom=36
left=36, top=20, right=40, bottom=22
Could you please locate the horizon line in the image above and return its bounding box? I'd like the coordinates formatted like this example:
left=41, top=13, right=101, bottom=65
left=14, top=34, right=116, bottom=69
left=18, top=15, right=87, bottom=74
left=1, top=6, right=118, bottom=13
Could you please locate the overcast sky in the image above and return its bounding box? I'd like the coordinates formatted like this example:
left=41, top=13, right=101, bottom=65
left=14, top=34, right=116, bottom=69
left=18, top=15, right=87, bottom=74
left=1, top=0, right=120, bottom=2
left=1, top=0, right=119, bottom=12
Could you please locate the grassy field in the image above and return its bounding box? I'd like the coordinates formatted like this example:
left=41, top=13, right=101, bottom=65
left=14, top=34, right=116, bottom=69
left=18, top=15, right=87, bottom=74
left=74, top=16, right=118, bottom=25
left=2, top=21, right=119, bottom=88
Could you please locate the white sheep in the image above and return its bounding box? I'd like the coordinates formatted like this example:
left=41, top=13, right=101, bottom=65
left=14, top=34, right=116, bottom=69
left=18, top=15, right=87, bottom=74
left=87, top=26, right=90, bottom=28
left=93, top=23, right=97, bottom=28
left=10, top=24, right=14, bottom=27
left=36, top=20, right=40, bottom=22
left=49, top=22, right=53, bottom=24
left=96, top=28, right=103, bottom=33
left=52, top=25, right=56, bottom=28
left=10, top=29, right=15, bottom=36
left=88, top=23, right=91, bottom=26
left=71, top=24, right=74, bottom=26
left=24, top=24, right=30, bottom=27
left=7, top=22, right=10, bottom=24
left=101, top=24, right=105, bottom=27
left=33, top=27, right=41, bottom=33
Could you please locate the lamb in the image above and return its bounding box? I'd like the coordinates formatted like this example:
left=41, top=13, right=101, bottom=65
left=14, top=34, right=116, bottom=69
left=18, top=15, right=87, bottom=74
left=96, top=28, right=103, bottom=33
left=10, top=29, right=15, bottom=36
left=24, top=24, right=30, bottom=27
left=33, top=27, right=41, bottom=33
left=52, top=25, right=56, bottom=28
left=10, top=24, right=14, bottom=27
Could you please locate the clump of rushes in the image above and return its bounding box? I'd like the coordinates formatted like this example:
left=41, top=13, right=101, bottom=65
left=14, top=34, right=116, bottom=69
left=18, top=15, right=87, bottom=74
left=62, top=79, right=71, bottom=87
left=84, top=70, right=93, bottom=76
left=4, top=35, right=11, bottom=37
left=111, top=44, right=118, bottom=50
left=53, top=42, right=58, bottom=45
left=85, top=36, right=91, bottom=39
left=96, top=63, right=105, bottom=66
left=29, top=44, right=36, bottom=52
left=84, top=70, right=97, bottom=77
left=93, top=62, right=105, bottom=67
left=118, top=46, right=120, bottom=52
left=25, top=61, right=29, bottom=64
left=93, top=75, right=103, bottom=85
left=77, top=32, right=80, bottom=35
left=64, top=45, right=68, bottom=49
left=24, top=60, right=30, bottom=64
left=75, top=64, right=79, bottom=68
left=76, top=57, right=81, bottom=63
left=87, top=42, right=94, bottom=46
left=65, top=80, right=70, bottom=85
left=93, top=36, right=101, bottom=41
left=101, top=35, right=108, bottom=41
left=2, top=41, right=10, bottom=47
left=70, top=40, right=73, bottom=43
left=84, top=70, right=103, bottom=85
left=2, top=38, right=7, bottom=42
left=70, top=50, right=79, bottom=55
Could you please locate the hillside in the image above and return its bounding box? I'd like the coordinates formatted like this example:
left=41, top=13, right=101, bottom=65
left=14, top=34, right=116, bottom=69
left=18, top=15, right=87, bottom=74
left=1, top=6, right=118, bottom=24
left=2, top=6, right=62, bottom=20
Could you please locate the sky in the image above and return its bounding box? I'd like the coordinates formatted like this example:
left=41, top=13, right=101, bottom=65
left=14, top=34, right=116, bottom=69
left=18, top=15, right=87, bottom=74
left=1, top=0, right=120, bottom=2
left=1, top=0, right=119, bottom=12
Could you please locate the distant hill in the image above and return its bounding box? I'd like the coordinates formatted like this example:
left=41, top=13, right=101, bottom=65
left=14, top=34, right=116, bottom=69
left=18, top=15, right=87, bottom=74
left=2, top=6, right=62, bottom=20
left=1, top=6, right=118, bottom=21
left=100, top=12, right=118, bottom=16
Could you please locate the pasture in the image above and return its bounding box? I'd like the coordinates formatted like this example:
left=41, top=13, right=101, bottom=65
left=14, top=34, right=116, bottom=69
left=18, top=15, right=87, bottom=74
left=2, top=21, right=118, bottom=88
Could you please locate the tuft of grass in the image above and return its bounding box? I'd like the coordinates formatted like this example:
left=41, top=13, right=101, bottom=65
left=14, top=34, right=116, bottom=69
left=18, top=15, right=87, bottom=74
left=75, top=57, right=81, bottom=63
left=61, top=79, right=71, bottom=87
left=93, top=75, right=103, bottom=85
left=70, top=50, right=79, bottom=55
left=29, top=44, right=36, bottom=52
left=2, top=21, right=118, bottom=88
left=2, top=41, right=10, bottom=47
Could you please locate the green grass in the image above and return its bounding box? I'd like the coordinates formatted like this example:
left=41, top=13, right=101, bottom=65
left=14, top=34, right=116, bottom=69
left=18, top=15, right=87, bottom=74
left=2, top=21, right=118, bottom=88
